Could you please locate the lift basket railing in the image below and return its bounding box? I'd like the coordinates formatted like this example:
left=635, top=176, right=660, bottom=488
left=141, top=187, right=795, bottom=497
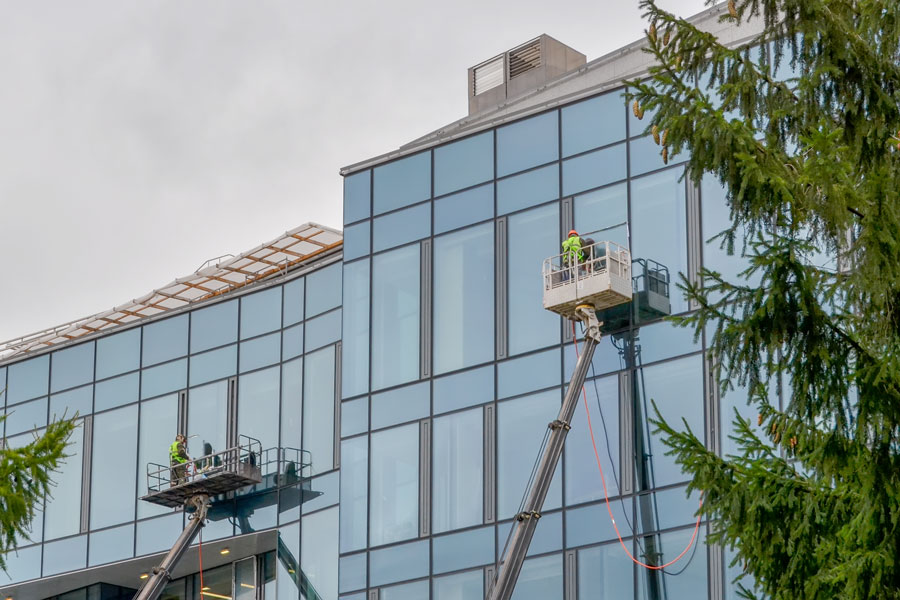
left=542, top=240, right=631, bottom=291
left=145, top=434, right=263, bottom=494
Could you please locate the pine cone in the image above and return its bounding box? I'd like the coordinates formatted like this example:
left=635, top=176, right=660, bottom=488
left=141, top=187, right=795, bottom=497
left=663, top=30, right=671, bottom=46
left=633, top=100, right=641, bottom=118
left=728, top=0, right=738, bottom=18
left=652, top=125, right=660, bottom=145
left=649, top=23, right=657, bottom=42
left=662, top=147, right=669, bottom=164
left=774, top=430, right=781, bottom=443
left=757, top=414, right=763, bottom=426
left=661, top=129, right=669, bottom=146
left=790, top=437, right=797, bottom=449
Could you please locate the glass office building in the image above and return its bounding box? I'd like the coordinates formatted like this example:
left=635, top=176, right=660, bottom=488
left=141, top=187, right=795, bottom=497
left=2, top=5, right=765, bottom=600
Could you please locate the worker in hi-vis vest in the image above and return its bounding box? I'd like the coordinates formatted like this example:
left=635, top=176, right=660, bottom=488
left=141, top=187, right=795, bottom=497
left=561, top=229, right=585, bottom=280
left=169, top=434, right=190, bottom=487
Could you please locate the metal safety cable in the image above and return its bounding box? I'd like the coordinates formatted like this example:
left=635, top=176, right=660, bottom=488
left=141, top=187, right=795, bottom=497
left=571, top=321, right=702, bottom=571
left=199, top=526, right=205, bottom=599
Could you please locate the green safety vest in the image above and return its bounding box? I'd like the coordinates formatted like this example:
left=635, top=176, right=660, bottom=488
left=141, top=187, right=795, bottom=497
left=170, top=440, right=188, bottom=464
left=561, top=236, right=584, bottom=263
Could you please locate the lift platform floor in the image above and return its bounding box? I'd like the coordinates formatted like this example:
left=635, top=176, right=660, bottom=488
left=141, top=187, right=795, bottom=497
left=141, top=463, right=262, bottom=508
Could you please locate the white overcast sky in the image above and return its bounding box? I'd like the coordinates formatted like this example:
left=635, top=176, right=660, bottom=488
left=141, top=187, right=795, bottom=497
left=0, top=0, right=709, bottom=343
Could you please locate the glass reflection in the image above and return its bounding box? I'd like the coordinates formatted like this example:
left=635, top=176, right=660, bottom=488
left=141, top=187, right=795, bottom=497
left=190, top=299, right=238, bottom=353
left=187, top=380, right=228, bottom=459
left=304, top=346, right=335, bottom=475
left=372, top=245, right=420, bottom=390
left=138, top=394, right=177, bottom=518
left=434, top=569, right=483, bottom=600
left=497, top=111, right=558, bottom=177
left=342, top=259, right=370, bottom=399
left=370, top=423, right=418, bottom=546
left=434, top=131, right=493, bottom=197
left=578, top=542, right=634, bottom=600
left=340, top=436, right=368, bottom=553
left=432, top=408, right=483, bottom=533
left=90, top=404, right=138, bottom=529
left=239, top=366, right=280, bottom=452
left=44, top=421, right=84, bottom=539
left=50, top=342, right=94, bottom=393
left=301, top=506, right=339, bottom=600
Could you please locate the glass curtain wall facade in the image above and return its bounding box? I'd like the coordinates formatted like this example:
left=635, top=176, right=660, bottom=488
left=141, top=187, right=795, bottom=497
left=339, top=83, right=760, bottom=600
left=0, top=259, right=343, bottom=600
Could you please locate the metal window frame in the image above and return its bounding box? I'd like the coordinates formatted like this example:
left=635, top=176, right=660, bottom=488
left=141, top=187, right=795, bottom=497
left=618, top=370, right=634, bottom=495
left=421, top=240, right=433, bottom=379
left=80, top=415, right=93, bottom=533
left=495, top=217, right=508, bottom=360
left=334, top=342, right=343, bottom=469
left=419, top=419, right=432, bottom=538
left=686, top=175, right=703, bottom=311
left=484, top=403, right=496, bottom=524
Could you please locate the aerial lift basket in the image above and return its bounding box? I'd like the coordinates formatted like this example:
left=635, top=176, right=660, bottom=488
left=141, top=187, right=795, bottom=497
left=542, top=240, right=632, bottom=319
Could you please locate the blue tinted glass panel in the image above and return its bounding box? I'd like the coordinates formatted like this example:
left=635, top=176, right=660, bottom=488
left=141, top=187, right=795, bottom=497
left=496, top=164, right=559, bottom=216
left=497, top=348, right=560, bottom=399
left=342, top=259, right=370, bottom=399
left=138, top=394, right=178, bottom=519
left=509, top=204, right=561, bottom=355
left=341, top=398, right=368, bottom=437
left=136, top=512, right=183, bottom=556
left=95, top=372, right=139, bottom=412
left=373, top=152, right=431, bottom=215
left=578, top=543, right=634, bottom=600
left=370, top=423, right=418, bottom=546
left=0, top=367, right=5, bottom=406
left=342, top=595, right=366, bottom=600
left=630, top=134, right=673, bottom=177
left=631, top=167, right=688, bottom=314
left=637, top=355, right=704, bottom=487
left=238, top=491, right=276, bottom=532
left=282, top=323, right=303, bottom=360
left=307, top=263, right=342, bottom=318
left=434, top=569, right=483, bottom=600
left=241, top=288, right=282, bottom=339
left=50, top=385, right=92, bottom=420
left=433, top=409, right=482, bottom=533
left=434, top=223, right=494, bottom=374
left=7, top=355, right=49, bottom=404
left=140, top=358, right=187, bottom=400
left=302, top=507, right=339, bottom=600
left=382, top=581, right=429, bottom=600
left=304, top=346, right=335, bottom=475
left=497, top=112, right=559, bottom=177
left=345, top=170, right=372, bottom=224
left=563, top=336, right=623, bottom=380
left=276, top=523, right=300, bottom=600
left=566, top=501, right=630, bottom=548
left=190, top=300, right=238, bottom=353
left=283, top=277, right=305, bottom=326
left=371, top=381, right=429, bottom=430
left=89, top=523, right=135, bottom=566
left=50, top=342, right=94, bottom=393
left=638, top=320, right=700, bottom=364
left=637, top=529, right=707, bottom=600
left=44, top=422, right=83, bottom=539
left=142, top=315, right=188, bottom=367
left=498, top=390, right=562, bottom=518
left=91, top=404, right=138, bottom=529
left=514, top=554, right=562, bottom=600
left=562, top=143, right=627, bottom=196
left=372, top=246, right=419, bottom=390
left=306, top=309, right=341, bottom=352
left=433, top=365, right=493, bottom=414
left=373, top=202, right=431, bottom=253
left=340, top=435, right=368, bottom=553
left=239, top=366, right=280, bottom=452
left=42, top=534, right=86, bottom=576
left=574, top=182, right=627, bottom=239
left=281, top=358, right=302, bottom=451
left=628, top=85, right=657, bottom=136
left=566, top=374, right=620, bottom=504
left=369, top=539, right=429, bottom=587
left=190, top=345, right=237, bottom=386
left=240, top=333, right=280, bottom=373
left=702, top=175, right=756, bottom=288
left=434, top=184, right=493, bottom=234
left=636, top=485, right=701, bottom=533
left=499, top=511, right=562, bottom=557
left=188, top=380, right=228, bottom=456
left=0, top=544, right=40, bottom=584
left=5, top=397, right=47, bottom=436
left=562, top=91, right=627, bottom=157
left=302, top=471, right=340, bottom=514
left=434, top=131, right=493, bottom=197
left=96, top=328, right=140, bottom=380
left=343, top=220, right=371, bottom=261
left=340, top=552, right=367, bottom=593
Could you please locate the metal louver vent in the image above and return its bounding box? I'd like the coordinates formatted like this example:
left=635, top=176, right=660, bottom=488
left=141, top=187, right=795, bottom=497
left=508, top=39, right=541, bottom=79
left=473, top=56, right=504, bottom=96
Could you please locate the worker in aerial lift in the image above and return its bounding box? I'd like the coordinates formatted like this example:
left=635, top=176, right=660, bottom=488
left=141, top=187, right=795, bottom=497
left=561, top=229, right=585, bottom=280
left=169, top=434, right=190, bottom=487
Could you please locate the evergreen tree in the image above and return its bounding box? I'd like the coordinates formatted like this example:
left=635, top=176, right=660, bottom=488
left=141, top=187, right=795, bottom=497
left=629, top=0, right=900, bottom=597
left=0, top=392, right=76, bottom=570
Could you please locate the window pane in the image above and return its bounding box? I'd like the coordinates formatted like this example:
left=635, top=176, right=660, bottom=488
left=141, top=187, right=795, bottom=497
left=434, top=223, right=494, bottom=374
left=565, top=501, right=630, bottom=548
left=89, top=523, right=134, bottom=566
left=50, top=385, right=92, bottom=420
left=283, top=277, right=305, bottom=326
left=372, top=245, right=420, bottom=390
left=341, top=398, right=368, bottom=437
left=498, top=390, right=562, bottom=518
left=434, top=569, right=483, bottom=600
left=305, top=309, right=341, bottom=352
left=566, top=374, right=619, bottom=504
left=630, top=134, right=673, bottom=177
left=301, top=506, right=339, bottom=599
left=497, top=164, right=558, bottom=216
left=562, top=142, right=627, bottom=196
left=373, top=151, right=431, bottom=215
left=508, top=204, right=560, bottom=355
left=433, top=525, right=495, bottom=573
left=138, top=394, right=178, bottom=518
left=5, top=397, right=48, bottom=436
left=339, top=552, right=367, bottom=594
left=142, top=315, right=188, bottom=367
left=241, top=287, right=282, bottom=339
left=7, top=355, right=49, bottom=404
left=497, top=348, right=560, bottom=399
left=373, top=202, right=431, bottom=253
left=434, top=131, right=493, bottom=197
left=276, top=523, right=300, bottom=600
left=702, top=174, right=755, bottom=287
left=498, top=511, right=562, bottom=557
left=140, top=358, right=187, bottom=400
left=95, top=372, right=139, bottom=411
left=370, top=423, right=418, bottom=546
left=340, top=435, right=368, bottom=553
left=574, top=182, right=627, bottom=242
left=96, top=329, right=140, bottom=380
left=433, top=409, right=483, bottom=533
left=303, top=470, right=340, bottom=514
left=282, top=323, right=304, bottom=361
left=631, top=167, right=688, bottom=314
left=561, top=91, right=627, bottom=157
left=343, top=220, right=371, bottom=261
left=381, top=580, right=429, bottom=600
left=44, top=421, right=83, bottom=539
left=345, top=170, right=371, bottom=224
left=239, top=333, right=280, bottom=373
left=637, top=529, right=707, bottom=600
left=512, top=554, right=562, bottom=600
left=637, top=320, right=700, bottom=364
left=369, top=539, right=429, bottom=587
left=578, top=543, right=634, bottom=600
left=188, top=380, right=228, bottom=456
left=0, top=544, right=40, bottom=584
left=190, top=300, right=238, bottom=353
left=239, top=366, right=280, bottom=451
left=306, top=263, right=342, bottom=318
left=51, top=342, right=94, bottom=393
left=342, top=259, right=370, bottom=399
left=304, top=345, right=335, bottom=475
left=371, top=381, right=429, bottom=430
left=91, top=404, right=138, bottom=529
left=136, top=512, right=183, bottom=556
left=433, top=365, right=493, bottom=415
left=280, top=357, right=302, bottom=451
left=497, top=112, right=559, bottom=177
left=435, top=184, right=493, bottom=235
left=42, top=534, right=86, bottom=576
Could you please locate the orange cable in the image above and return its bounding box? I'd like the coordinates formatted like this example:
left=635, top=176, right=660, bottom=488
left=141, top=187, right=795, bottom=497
left=572, top=320, right=702, bottom=570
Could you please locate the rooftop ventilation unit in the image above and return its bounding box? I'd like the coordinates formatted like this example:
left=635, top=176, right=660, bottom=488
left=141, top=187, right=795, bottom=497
left=467, top=35, right=586, bottom=115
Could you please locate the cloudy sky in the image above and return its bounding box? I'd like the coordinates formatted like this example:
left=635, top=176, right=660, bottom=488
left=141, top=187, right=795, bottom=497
left=0, top=0, right=708, bottom=343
